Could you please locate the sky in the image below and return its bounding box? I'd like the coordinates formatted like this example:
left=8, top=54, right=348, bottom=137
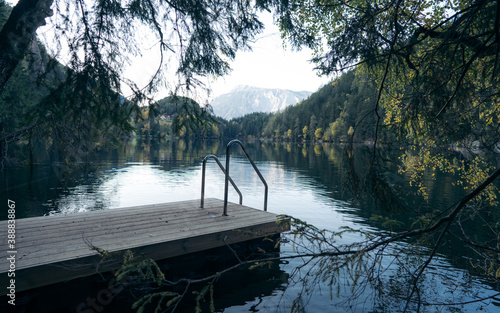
left=124, top=11, right=331, bottom=101
left=206, top=12, right=331, bottom=98
left=6, top=1, right=331, bottom=101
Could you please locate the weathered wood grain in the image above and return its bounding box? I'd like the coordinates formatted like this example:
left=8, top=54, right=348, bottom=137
left=0, top=198, right=289, bottom=292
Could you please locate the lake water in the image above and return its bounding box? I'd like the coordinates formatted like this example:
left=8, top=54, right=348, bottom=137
left=2, top=139, right=500, bottom=312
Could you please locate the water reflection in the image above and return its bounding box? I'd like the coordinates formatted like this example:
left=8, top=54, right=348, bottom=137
left=2, top=139, right=500, bottom=312
left=46, top=164, right=199, bottom=214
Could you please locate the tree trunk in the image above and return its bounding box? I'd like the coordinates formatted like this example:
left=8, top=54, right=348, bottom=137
left=0, top=123, right=37, bottom=142
left=0, top=0, right=54, bottom=94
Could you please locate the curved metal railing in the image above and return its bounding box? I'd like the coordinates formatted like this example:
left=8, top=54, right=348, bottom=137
left=223, top=139, right=268, bottom=215
left=200, top=154, right=242, bottom=208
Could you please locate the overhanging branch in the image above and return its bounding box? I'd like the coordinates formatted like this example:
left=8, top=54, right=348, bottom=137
left=0, top=123, right=37, bottom=143
left=0, top=0, right=54, bottom=94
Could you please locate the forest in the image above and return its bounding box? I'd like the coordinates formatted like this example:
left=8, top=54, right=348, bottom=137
left=2, top=0, right=498, bottom=161
left=0, top=4, right=401, bottom=149
left=1, top=0, right=500, bottom=312
left=219, top=70, right=383, bottom=142
left=135, top=70, right=387, bottom=144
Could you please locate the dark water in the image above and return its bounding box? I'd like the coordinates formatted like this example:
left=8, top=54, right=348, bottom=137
left=1, top=139, right=500, bottom=312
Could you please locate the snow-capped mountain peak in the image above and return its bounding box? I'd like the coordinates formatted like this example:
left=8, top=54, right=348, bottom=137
left=210, top=85, right=312, bottom=120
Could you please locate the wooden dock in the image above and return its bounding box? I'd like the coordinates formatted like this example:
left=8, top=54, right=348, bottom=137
left=1, top=198, right=289, bottom=292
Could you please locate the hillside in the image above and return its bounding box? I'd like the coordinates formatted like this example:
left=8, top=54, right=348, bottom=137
left=0, top=2, right=134, bottom=165
left=135, top=96, right=219, bottom=138
left=220, top=71, right=386, bottom=142
left=210, top=85, right=312, bottom=120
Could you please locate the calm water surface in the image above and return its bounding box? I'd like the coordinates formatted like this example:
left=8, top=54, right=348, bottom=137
left=1, top=139, right=499, bottom=312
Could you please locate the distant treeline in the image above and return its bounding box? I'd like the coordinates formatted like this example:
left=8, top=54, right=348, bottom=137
left=219, top=71, right=392, bottom=143
left=137, top=70, right=395, bottom=143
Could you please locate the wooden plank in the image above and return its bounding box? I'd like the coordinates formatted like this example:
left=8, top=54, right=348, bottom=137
left=8, top=199, right=255, bottom=236
left=10, top=213, right=279, bottom=268
left=11, top=199, right=210, bottom=229
left=1, top=200, right=265, bottom=242
left=7, top=221, right=284, bottom=292
left=0, top=198, right=289, bottom=292
left=3, top=208, right=271, bottom=263
left=9, top=204, right=266, bottom=249
left=4, top=204, right=273, bottom=253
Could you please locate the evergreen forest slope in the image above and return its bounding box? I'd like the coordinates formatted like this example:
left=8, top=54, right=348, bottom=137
left=220, top=71, right=387, bottom=143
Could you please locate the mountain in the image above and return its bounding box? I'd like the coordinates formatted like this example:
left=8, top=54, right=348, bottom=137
left=210, top=85, right=312, bottom=120
left=218, top=71, right=387, bottom=142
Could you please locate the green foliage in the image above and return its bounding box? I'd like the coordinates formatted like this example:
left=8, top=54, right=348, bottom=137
left=193, top=284, right=215, bottom=313
left=219, top=70, right=380, bottom=142
left=370, top=215, right=405, bottom=233
left=98, top=248, right=216, bottom=313
left=0, top=0, right=275, bottom=165
left=221, top=112, right=272, bottom=138
left=132, top=292, right=181, bottom=313
left=115, top=251, right=165, bottom=286
left=290, top=296, right=307, bottom=313
left=135, top=95, right=217, bottom=139
left=271, top=0, right=500, bottom=215
left=399, top=147, right=499, bottom=204
left=274, top=0, right=500, bottom=197
left=0, top=1, right=10, bottom=27
left=38, top=0, right=271, bottom=100
left=301, top=125, right=308, bottom=140
left=314, top=127, right=323, bottom=140
left=0, top=50, right=42, bottom=139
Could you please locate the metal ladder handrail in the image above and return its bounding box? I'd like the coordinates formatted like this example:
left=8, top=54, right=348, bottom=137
left=223, top=139, right=268, bottom=215
left=200, top=154, right=242, bottom=208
